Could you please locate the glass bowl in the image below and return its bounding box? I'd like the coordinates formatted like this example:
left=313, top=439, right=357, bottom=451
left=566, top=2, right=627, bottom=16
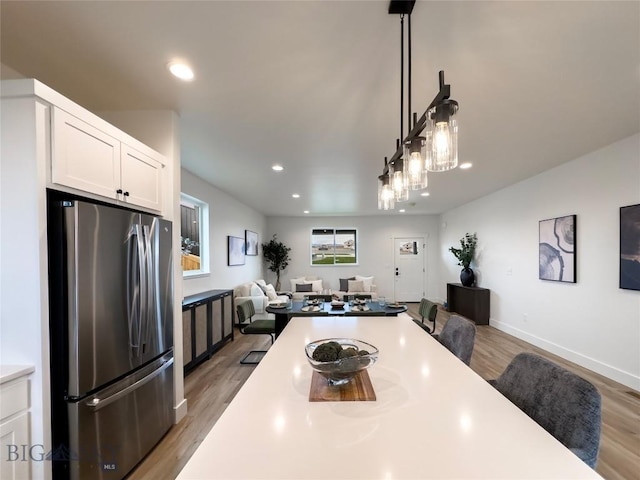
left=305, top=338, right=379, bottom=386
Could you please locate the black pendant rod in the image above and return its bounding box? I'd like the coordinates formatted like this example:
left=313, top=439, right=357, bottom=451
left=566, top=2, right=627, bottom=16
left=408, top=12, right=412, bottom=130
left=400, top=15, right=404, bottom=143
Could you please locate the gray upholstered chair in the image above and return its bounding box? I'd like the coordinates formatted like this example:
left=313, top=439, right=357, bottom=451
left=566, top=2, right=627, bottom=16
left=488, top=352, right=602, bottom=468
left=412, top=298, right=438, bottom=333
left=433, top=314, right=476, bottom=365
left=236, top=299, right=275, bottom=364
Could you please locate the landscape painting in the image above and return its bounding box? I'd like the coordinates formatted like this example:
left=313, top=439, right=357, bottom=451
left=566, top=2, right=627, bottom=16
left=539, top=215, right=576, bottom=283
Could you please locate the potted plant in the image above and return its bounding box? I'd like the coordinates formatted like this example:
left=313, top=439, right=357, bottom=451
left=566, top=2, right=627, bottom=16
left=262, top=234, right=291, bottom=291
left=449, top=233, right=478, bottom=287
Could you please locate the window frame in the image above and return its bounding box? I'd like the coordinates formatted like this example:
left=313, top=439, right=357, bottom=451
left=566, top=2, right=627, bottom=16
left=180, top=192, right=210, bottom=278
left=310, top=228, right=358, bottom=266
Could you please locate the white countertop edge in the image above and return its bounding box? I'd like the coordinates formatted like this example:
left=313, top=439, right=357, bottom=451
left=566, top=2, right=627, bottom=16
left=0, top=365, right=35, bottom=385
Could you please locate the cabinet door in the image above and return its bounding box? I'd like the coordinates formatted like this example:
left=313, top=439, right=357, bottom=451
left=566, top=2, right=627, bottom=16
left=194, top=304, right=208, bottom=357
left=51, top=107, right=121, bottom=199
left=182, top=309, right=193, bottom=365
left=0, top=413, right=31, bottom=480
left=120, top=144, right=162, bottom=211
left=211, top=298, right=223, bottom=345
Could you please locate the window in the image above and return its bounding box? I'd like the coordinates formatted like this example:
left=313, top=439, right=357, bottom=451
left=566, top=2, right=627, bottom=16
left=181, top=193, right=209, bottom=277
left=311, top=228, right=357, bottom=265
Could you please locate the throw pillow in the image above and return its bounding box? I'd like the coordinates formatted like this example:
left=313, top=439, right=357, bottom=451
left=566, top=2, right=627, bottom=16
left=255, top=279, right=267, bottom=287
left=296, top=283, right=313, bottom=292
left=347, top=279, right=364, bottom=292
left=308, top=279, right=323, bottom=292
left=355, top=275, right=374, bottom=293
left=264, top=284, right=278, bottom=300
left=250, top=283, right=264, bottom=297
left=290, top=277, right=305, bottom=292
left=339, top=277, right=356, bottom=292
left=255, top=282, right=268, bottom=295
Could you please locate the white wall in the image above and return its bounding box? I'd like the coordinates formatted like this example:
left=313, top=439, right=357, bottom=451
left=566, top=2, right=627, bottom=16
left=440, top=133, right=640, bottom=389
left=181, top=169, right=266, bottom=297
left=266, top=215, right=441, bottom=299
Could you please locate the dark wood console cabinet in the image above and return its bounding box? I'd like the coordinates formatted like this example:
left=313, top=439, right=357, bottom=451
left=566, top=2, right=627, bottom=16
left=182, top=289, right=234, bottom=374
left=446, top=283, right=490, bottom=325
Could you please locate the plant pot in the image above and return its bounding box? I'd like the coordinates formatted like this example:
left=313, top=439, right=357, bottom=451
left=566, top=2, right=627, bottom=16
left=460, top=267, right=475, bottom=287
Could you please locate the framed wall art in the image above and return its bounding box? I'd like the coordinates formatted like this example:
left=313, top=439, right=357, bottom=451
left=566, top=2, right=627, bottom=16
left=228, top=235, right=245, bottom=266
left=539, top=214, right=576, bottom=283
left=245, top=230, right=258, bottom=256
left=620, top=204, right=640, bottom=291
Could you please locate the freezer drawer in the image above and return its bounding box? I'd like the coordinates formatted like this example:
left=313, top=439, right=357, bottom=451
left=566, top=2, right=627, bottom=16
left=67, top=353, right=173, bottom=480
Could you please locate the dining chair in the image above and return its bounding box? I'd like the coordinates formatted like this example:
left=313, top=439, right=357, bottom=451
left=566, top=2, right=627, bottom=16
left=433, top=314, right=476, bottom=365
left=412, top=298, right=438, bottom=333
left=236, top=299, right=275, bottom=364
left=488, top=352, right=601, bottom=468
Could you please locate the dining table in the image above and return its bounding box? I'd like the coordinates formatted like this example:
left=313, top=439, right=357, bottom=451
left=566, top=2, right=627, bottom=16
left=266, top=299, right=408, bottom=337
left=177, top=314, right=601, bottom=479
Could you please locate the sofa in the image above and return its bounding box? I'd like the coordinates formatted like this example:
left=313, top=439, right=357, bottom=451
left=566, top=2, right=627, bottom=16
left=288, top=275, right=377, bottom=301
left=233, top=279, right=290, bottom=323
left=333, top=275, right=378, bottom=300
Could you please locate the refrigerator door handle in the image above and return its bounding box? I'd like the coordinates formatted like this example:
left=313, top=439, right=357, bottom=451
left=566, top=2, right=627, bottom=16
left=143, top=224, right=154, bottom=353
left=127, top=223, right=146, bottom=356
left=85, top=356, right=174, bottom=412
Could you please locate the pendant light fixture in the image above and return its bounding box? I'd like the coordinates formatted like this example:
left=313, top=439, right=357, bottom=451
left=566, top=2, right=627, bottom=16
left=377, top=0, right=460, bottom=210
left=426, top=98, right=459, bottom=171
left=378, top=158, right=395, bottom=210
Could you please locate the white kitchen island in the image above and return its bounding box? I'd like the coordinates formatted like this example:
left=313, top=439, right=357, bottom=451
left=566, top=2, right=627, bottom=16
left=177, top=315, right=601, bottom=479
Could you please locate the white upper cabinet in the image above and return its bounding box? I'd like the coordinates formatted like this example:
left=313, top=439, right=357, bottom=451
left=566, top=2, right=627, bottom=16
left=51, top=106, right=163, bottom=212
left=51, top=107, right=121, bottom=199
left=120, top=144, right=162, bottom=211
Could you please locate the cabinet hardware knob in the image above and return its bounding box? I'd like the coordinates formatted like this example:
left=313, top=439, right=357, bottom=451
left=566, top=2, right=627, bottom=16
left=116, top=189, right=123, bottom=194
left=123, top=191, right=130, bottom=197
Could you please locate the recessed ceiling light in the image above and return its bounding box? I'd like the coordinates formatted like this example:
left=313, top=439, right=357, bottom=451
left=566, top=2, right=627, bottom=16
left=399, top=209, right=406, bottom=213
left=303, top=210, right=310, bottom=214
left=272, top=164, right=284, bottom=172
left=292, top=193, right=300, bottom=198
left=459, top=162, right=473, bottom=169
left=168, top=61, right=194, bottom=81
left=420, top=192, right=430, bottom=197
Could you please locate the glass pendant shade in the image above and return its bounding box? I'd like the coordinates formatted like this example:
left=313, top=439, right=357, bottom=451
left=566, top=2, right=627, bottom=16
left=403, top=137, right=428, bottom=190
left=426, top=100, right=459, bottom=172
left=378, top=174, right=395, bottom=210
left=390, top=159, right=409, bottom=202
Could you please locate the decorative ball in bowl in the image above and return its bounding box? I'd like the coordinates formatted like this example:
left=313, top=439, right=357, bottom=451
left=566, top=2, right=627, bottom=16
left=305, top=338, right=379, bottom=386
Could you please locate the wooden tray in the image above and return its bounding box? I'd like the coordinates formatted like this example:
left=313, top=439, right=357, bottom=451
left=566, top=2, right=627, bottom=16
left=309, top=370, right=376, bottom=402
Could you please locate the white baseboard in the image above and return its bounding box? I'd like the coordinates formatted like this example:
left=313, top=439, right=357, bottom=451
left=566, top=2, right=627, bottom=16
left=490, top=319, right=640, bottom=391
left=174, top=398, right=188, bottom=424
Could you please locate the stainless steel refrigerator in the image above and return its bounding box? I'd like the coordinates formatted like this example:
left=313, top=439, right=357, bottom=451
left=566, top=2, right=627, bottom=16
left=47, top=191, right=174, bottom=480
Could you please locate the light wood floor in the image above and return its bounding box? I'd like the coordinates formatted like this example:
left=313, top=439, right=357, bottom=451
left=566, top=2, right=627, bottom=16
left=127, top=306, right=639, bottom=480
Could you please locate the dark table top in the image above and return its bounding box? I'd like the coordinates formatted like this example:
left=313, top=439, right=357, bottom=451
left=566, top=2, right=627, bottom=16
left=266, top=300, right=407, bottom=316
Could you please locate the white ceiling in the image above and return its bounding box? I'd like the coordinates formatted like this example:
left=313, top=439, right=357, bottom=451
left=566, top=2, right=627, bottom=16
left=2, top=1, right=639, bottom=217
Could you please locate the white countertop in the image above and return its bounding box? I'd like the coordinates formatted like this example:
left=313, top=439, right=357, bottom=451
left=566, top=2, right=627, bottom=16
left=0, top=365, right=34, bottom=385
left=177, top=315, right=601, bottom=479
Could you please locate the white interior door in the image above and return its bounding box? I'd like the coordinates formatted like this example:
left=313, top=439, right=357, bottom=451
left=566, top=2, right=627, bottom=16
left=393, top=237, right=425, bottom=302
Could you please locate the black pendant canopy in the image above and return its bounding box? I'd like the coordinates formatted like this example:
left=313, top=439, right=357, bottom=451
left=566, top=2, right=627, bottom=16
left=388, top=0, right=415, bottom=15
